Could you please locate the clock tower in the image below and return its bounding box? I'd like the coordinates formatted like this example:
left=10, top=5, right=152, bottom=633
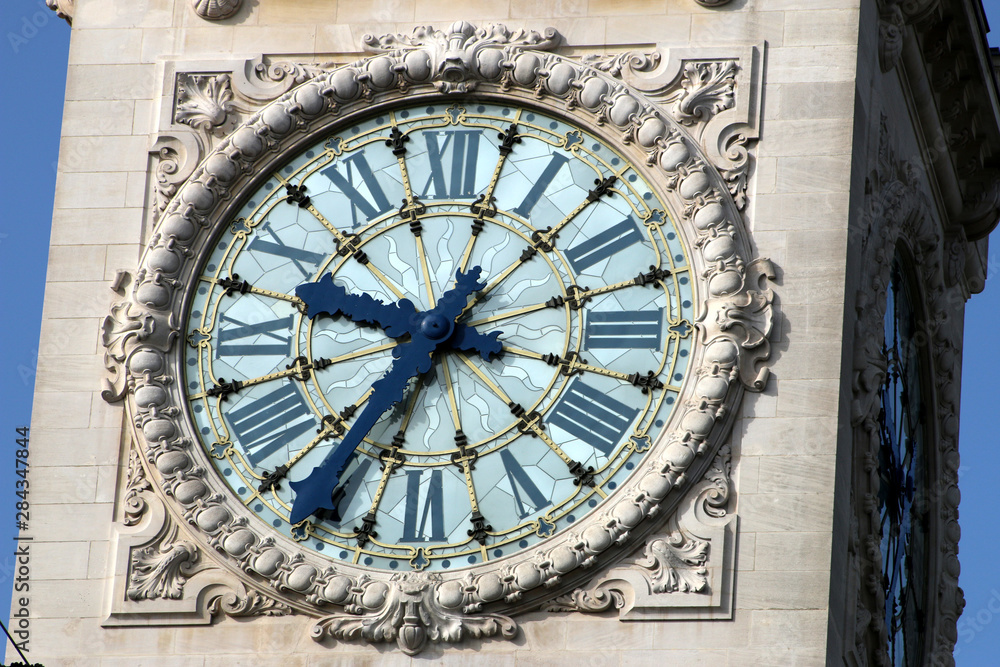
left=17, top=0, right=1000, bottom=665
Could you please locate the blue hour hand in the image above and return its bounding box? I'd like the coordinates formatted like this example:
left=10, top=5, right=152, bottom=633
left=288, top=266, right=496, bottom=525
left=296, top=273, right=416, bottom=339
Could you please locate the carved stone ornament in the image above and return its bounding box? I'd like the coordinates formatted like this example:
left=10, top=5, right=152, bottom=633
left=845, top=114, right=964, bottom=666
left=105, top=23, right=772, bottom=653
left=878, top=3, right=906, bottom=73
left=693, top=0, right=734, bottom=6
left=191, top=0, right=241, bottom=21
left=151, top=58, right=339, bottom=223
left=45, top=0, right=73, bottom=24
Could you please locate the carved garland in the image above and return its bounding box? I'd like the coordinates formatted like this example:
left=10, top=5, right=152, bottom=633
left=104, top=22, right=772, bottom=653
left=849, top=116, right=964, bottom=666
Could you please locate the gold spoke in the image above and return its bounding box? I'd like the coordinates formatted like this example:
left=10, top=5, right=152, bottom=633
left=273, top=168, right=406, bottom=301
left=327, top=340, right=399, bottom=365
left=466, top=302, right=550, bottom=327
left=454, top=353, right=573, bottom=465
left=503, top=346, right=681, bottom=392
left=439, top=356, right=464, bottom=432
left=283, top=388, right=375, bottom=471
left=415, top=234, right=437, bottom=307
left=456, top=111, right=522, bottom=276
left=463, top=166, right=626, bottom=313
left=199, top=276, right=305, bottom=308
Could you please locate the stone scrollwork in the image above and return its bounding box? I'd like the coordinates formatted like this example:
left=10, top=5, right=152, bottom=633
left=108, top=23, right=770, bottom=651
left=208, top=590, right=293, bottom=617
left=175, top=74, right=236, bottom=136
left=700, top=259, right=777, bottom=392
left=671, top=61, right=738, bottom=127
left=127, top=526, right=198, bottom=601
left=312, top=574, right=516, bottom=656
left=123, top=444, right=151, bottom=527
left=543, top=445, right=733, bottom=617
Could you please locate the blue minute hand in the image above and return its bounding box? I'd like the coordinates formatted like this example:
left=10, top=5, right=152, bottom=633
left=289, top=267, right=491, bottom=525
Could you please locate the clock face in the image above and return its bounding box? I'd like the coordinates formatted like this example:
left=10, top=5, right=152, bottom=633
left=184, top=101, right=694, bottom=572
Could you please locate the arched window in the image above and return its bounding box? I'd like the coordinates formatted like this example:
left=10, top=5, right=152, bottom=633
left=878, top=252, right=930, bottom=666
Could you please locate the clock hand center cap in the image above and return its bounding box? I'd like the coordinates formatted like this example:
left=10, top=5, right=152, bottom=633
left=416, top=312, right=455, bottom=341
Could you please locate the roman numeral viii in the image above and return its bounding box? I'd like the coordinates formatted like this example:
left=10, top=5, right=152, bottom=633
left=226, top=382, right=317, bottom=468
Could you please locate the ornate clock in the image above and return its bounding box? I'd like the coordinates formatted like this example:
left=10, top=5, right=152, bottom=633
left=878, top=254, right=929, bottom=665
left=103, top=22, right=774, bottom=654
left=185, top=100, right=694, bottom=572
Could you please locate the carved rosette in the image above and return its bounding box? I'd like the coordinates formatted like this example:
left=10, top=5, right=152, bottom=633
left=105, top=23, right=772, bottom=652
left=848, top=115, right=964, bottom=666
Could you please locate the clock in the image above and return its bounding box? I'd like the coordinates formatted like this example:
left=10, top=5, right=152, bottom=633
left=184, top=101, right=695, bottom=572
left=878, top=254, right=928, bottom=665
left=107, top=23, right=773, bottom=653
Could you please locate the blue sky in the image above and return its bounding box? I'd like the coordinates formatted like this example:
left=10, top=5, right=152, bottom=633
left=0, top=1, right=997, bottom=662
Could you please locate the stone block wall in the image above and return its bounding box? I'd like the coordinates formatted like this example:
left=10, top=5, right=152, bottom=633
left=15, top=0, right=863, bottom=664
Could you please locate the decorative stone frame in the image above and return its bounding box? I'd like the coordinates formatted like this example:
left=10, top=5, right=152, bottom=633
left=845, top=115, right=966, bottom=667
left=102, top=23, right=772, bottom=654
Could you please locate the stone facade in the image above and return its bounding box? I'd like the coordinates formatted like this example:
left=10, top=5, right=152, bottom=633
left=13, top=0, right=998, bottom=665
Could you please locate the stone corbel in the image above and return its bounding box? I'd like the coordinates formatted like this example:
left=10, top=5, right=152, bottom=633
left=101, top=300, right=179, bottom=404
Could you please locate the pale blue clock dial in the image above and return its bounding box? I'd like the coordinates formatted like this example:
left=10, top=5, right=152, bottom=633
left=185, top=102, right=695, bottom=571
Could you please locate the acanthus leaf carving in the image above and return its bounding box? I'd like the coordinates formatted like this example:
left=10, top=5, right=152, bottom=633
left=123, top=443, right=151, bottom=527
left=671, top=61, right=738, bottom=126
left=208, top=590, right=293, bottom=618
left=127, top=526, right=199, bottom=601
left=636, top=532, right=709, bottom=594
left=582, top=51, right=661, bottom=78
left=543, top=443, right=732, bottom=615
left=175, top=73, right=235, bottom=135
left=311, top=574, right=516, bottom=656
left=362, top=21, right=560, bottom=93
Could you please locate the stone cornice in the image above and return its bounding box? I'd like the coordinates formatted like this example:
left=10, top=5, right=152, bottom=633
left=882, top=0, right=1000, bottom=242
